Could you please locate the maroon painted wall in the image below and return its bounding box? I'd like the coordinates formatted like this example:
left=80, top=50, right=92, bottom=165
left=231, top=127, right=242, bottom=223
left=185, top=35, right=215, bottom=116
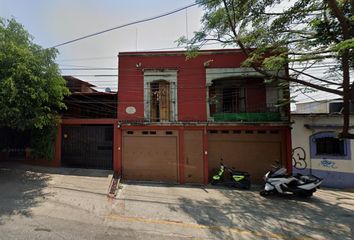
left=117, top=50, right=265, bottom=122
left=246, top=79, right=267, bottom=112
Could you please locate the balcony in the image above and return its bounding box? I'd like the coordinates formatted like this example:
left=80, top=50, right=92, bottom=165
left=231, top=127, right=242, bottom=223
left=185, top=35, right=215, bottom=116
left=213, top=111, right=281, bottom=122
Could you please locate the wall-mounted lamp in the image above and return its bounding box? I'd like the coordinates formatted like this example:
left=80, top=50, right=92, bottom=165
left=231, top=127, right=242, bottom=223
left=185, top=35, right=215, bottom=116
left=203, top=59, right=214, bottom=67
left=136, top=62, right=142, bottom=68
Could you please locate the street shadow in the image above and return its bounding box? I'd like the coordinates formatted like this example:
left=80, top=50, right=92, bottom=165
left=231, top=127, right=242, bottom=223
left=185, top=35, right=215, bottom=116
left=0, top=161, right=112, bottom=178
left=45, top=166, right=112, bottom=178
left=121, top=180, right=206, bottom=188
left=173, top=187, right=354, bottom=239
left=0, top=166, right=51, bottom=225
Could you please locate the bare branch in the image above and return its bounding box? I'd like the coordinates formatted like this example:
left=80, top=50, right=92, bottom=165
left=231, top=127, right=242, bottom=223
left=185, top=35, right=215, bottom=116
left=281, top=30, right=315, bottom=35
left=291, top=55, right=337, bottom=61
left=288, top=50, right=333, bottom=55
left=290, top=68, right=342, bottom=86
left=285, top=38, right=317, bottom=44
left=204, top=38, right=233, bottom=44
left=221, top=0, right=343, bottom=96
left=278, top=75, right=343, bottom=95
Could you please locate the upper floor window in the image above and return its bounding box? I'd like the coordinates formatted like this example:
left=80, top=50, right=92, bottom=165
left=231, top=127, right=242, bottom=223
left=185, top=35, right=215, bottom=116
left=310, top=132, right=351, bottom=160
left=209, top=80, right=246, bottom=117
left=208, top=79, right=246, bottom=117
left=206, top=68, right=284, bottom=121
left=150, top=81, right=170, bottom=122
left=222, top=87, right=246, bottom=113
left=144, top=70, right=177, bottom=122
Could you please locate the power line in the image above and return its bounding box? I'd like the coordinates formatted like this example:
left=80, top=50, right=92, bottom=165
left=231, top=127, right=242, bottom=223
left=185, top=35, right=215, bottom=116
left=56, top=42, right=225, bottom=63
left=59, top=63, right=341, bottom=72
left=60, top=64, right=116, bottom=68
left=62, top=68, right=346, bottom=85
left=58, top=56, right=117, bottom=62
left=61, top=68, right=118, bottom=70
left=51, top=2, right=198, bottom=48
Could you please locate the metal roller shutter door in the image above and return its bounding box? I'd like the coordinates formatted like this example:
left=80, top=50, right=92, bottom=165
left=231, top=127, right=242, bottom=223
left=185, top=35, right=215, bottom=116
left=208, top=130, right=284, bottom=183
left=122, top=130, right=178, bottom=183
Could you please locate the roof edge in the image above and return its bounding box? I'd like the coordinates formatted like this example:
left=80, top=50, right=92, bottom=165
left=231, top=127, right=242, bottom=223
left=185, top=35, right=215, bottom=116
left=118, top=49, right=244, bottom=57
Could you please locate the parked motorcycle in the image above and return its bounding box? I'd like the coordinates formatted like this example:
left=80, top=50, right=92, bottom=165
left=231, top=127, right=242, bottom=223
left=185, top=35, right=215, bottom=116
left=211, top=161, right=251, bottom=189
left=260, top=162, right=322, bottom=197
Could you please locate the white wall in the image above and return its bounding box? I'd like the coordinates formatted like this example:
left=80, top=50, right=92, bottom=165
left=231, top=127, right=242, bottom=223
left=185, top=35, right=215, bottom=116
left=295, top=101, right=329, bottom=114
left=292, top=114, right=354, bottom=188
left=292, top=114, right=354, bottom=173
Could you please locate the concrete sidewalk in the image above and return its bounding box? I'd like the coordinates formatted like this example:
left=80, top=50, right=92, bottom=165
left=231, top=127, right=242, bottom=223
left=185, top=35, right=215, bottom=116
left=0, top=163, right=353, bottom=239
left=0, top=163, right=112, bottom=219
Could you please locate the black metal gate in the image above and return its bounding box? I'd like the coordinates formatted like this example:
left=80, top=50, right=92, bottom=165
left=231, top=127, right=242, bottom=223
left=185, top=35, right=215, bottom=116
left=0, top=128, right=30, bottom=160
left=61, top=125, right=113, bottom=169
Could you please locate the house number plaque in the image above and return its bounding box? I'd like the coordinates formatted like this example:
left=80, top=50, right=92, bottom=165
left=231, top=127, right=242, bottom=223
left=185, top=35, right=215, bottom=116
left=125, top=106, right=136, bottom=114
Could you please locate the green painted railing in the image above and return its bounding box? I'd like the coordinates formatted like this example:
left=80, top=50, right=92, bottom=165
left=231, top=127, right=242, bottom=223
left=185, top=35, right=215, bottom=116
left=213, top=112, right=281, bottom=122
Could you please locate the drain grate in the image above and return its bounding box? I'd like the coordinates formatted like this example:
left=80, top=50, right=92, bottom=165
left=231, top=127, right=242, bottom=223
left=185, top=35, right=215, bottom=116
left=108, top=171, right=120, bottom=198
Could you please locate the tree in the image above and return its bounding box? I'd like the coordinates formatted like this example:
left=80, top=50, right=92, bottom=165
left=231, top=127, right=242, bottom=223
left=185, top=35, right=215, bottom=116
left=0, top=18, right=69, bottom=129
left=0, top=18, right=69, bottom=158
left=179, top=0, right=354, bottom=137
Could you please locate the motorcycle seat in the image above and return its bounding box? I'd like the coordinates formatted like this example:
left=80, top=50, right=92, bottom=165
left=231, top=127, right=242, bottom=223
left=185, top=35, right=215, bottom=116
left=269, top=174, right=288, bottom=178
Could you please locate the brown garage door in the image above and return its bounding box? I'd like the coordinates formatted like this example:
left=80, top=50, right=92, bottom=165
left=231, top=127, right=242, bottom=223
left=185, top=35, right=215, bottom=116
left=122, top=130, right=178, bottom=183
left=208, top=129, right=285, bottom=183
left=184, top=131, right=204, bottom=184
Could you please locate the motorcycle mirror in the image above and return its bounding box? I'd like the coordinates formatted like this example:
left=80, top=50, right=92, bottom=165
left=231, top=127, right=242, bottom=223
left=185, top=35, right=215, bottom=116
left=271, top=160, right=281, bottom=168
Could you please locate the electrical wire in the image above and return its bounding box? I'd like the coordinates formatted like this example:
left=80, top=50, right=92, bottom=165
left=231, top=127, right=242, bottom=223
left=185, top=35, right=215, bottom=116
left=59, top=63, right=340, bottom=71
left=46, top=0, right=349, bottom=110
left=51, top=2, right=198, bottom=48
left=56, top=42, right=226, bottom=63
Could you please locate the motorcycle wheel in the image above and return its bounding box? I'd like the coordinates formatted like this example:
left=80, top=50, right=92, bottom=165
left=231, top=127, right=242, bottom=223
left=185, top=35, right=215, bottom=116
left=211, top=179, right=218, bottom=185
left=297, top=192, right=313, bottom=198
left=260, top=190, right=270, bottom=197
left=243, top=181, right=251, bottom=190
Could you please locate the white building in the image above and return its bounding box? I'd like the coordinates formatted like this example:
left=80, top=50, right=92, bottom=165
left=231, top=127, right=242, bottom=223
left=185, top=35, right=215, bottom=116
left=292, top=100, right=354, bottom=188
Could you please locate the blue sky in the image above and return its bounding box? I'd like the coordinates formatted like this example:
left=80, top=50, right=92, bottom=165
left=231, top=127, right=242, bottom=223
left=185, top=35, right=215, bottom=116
left=0, top=0, right=204, bottom=91
left=0, top=0, right=199, bottom=48
left=0, top=0, right=341, bottom=105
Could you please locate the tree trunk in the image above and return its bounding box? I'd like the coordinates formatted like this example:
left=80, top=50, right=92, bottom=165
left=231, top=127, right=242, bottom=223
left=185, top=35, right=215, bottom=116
left=327, top=0, right=353, bottom=138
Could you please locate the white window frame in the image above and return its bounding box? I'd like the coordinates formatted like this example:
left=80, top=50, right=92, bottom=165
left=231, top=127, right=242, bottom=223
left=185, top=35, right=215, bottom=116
left=143, top=70, right=178, bottom=122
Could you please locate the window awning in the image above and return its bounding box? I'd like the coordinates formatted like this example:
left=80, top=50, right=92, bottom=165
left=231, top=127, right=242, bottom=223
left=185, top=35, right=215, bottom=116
left=205, top=68, right=285, bottom=86
left=304, top=124, right=354, bottom=129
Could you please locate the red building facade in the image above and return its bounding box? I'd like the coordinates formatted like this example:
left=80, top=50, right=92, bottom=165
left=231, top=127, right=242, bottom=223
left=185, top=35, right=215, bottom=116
left=1, top=49, right=291, bottom=185
left=118, top=50, right=271, bottom=122
left=116, top=50, right=291, bottom=184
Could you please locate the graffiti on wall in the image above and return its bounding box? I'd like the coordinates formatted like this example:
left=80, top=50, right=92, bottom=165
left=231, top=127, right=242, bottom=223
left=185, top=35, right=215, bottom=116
left=320, top=159, right=337, bottom=169
left=292, top=147, right=307, bottom=170
left=293, top=147, right=339, bottom=170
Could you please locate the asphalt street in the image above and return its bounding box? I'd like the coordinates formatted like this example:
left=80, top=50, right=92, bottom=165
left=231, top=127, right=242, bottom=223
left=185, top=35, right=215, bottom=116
left=0, top=163, right=353, bottom=240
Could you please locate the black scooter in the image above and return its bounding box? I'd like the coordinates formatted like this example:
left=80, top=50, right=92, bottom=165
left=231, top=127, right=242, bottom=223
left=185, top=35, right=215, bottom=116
left=211, top=162, right=251, bottom=189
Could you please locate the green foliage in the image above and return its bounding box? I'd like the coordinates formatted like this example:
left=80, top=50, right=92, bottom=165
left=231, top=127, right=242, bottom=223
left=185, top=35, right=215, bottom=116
left=263, top=55, right=288, bottom=70
left=0, top=18, right=69, bottom=159
left=30, top=126, right=57, bottom=160
left=184, top=0, right=353, bottom=89
left=0, top=18, right=69, bottom=131
left=332, top=39, right=354, bottom=54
